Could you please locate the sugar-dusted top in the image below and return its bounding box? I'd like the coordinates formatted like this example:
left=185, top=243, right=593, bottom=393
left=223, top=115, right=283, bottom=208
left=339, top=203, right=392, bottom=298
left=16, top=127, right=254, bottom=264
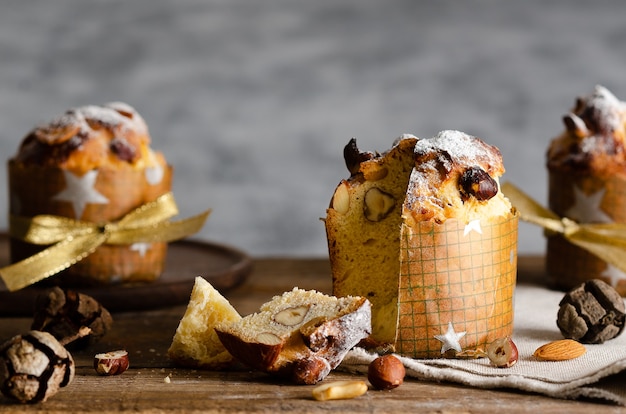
left=413, top=130, right=504, bottom=178
left=405, top=130, right=510, bottom=223
left=547, top=85, right=626, bottom=175
left=12, top=102, right=164, bottom=173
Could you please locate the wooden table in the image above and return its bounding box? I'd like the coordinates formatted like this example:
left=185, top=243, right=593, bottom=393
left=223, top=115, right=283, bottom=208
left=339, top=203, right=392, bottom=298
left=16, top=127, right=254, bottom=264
left=0, top=257, right=624, bottom=413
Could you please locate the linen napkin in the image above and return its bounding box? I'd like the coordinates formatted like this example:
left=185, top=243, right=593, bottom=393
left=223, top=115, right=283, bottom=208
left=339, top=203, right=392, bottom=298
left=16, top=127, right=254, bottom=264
left=340, top=284, right=626, bottom=405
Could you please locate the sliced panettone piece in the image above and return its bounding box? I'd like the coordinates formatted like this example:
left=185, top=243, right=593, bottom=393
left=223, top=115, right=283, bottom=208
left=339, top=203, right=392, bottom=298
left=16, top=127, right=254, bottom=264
left=215, top=288, right=371, bottom=385
left=324, top=135, right=418, bottom=347
left=168, top=277, right=241, bottom=370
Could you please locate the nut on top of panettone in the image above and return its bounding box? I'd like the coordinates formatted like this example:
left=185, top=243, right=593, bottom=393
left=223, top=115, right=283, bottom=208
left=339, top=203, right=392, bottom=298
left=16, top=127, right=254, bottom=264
left=547, top=85, right=626, bottom=175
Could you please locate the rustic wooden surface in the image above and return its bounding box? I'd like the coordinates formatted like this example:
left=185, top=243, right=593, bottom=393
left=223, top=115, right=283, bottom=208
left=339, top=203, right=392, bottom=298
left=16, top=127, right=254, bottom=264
left=0, top=256, right=624, bottom=413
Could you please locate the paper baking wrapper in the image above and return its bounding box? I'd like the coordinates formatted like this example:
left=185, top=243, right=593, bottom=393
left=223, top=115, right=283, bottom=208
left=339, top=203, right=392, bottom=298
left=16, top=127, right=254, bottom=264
left=396, top=213, right=518, bottom=359
left=8, top=161, right=173, bottom=286
left=546, top=171, right=626, bottom=296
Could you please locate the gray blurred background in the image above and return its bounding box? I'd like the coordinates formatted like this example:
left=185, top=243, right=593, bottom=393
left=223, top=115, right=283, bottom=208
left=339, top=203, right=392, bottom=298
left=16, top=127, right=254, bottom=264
left=1, top=0, right=625, bottom=258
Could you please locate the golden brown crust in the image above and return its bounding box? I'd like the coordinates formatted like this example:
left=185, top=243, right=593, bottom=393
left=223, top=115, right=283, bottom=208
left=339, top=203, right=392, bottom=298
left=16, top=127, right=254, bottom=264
left=404, top=130, right=509, bottom=224
left=13, top=102, right=165, bottom=174
left=547, top=85, right=626, bottom=177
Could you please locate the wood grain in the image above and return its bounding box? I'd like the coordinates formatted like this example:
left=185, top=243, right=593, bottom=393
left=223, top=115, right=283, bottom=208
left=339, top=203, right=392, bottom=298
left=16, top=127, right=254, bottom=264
left=0, top=257, right=622, bottom=413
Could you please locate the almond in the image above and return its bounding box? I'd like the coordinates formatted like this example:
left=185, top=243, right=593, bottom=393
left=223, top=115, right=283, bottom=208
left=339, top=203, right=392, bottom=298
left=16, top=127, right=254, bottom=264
left=533, top=339, right=586, bottom=361
left=331, top=182, right=350, bottom=214
left=312, top=380, right=368, bottom=401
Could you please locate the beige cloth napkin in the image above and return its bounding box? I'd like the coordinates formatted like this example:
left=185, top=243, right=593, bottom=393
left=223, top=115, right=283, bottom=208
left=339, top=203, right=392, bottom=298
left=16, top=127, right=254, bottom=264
left=340, top=284, right=626, bottom=405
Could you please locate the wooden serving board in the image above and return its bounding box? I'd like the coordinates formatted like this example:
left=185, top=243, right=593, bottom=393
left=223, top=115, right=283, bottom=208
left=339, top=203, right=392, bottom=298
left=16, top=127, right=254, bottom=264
left=0, top=234, right=252, bottom=316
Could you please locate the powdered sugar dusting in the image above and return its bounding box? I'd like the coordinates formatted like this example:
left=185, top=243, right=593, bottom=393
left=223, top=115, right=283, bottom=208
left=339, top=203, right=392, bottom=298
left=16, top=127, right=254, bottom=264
left=414, top=130, right=502, bottom=168
left=34, top=102, right=148, bottom=145
left=584, top=85, right=625, bottom=135
left=547, top=85, right=626, bottom=173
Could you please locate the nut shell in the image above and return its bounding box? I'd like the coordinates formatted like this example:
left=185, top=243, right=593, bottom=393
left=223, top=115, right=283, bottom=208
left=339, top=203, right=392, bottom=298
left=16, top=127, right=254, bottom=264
left=367, top=354, right=405, bottom=390
left=557, top=279, right=626, bottom=344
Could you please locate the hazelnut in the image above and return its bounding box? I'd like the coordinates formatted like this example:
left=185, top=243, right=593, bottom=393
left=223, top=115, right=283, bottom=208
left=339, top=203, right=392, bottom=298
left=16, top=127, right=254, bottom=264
left=367, top=354, right=405, bottom=390
left=291, top=357, right=331, bottom=385
left=0, top=331, right=75, bottom=403
left=486, top=337, right=519, bottom=368
left=273, top=305, right=310, bottom=326
left=343, top=138, right=374, bottom=175
left=94, top=350, right=129, bottom=376
left=459, top=166, right=498, bottom=202
left=363, top=187, right=396, bottom=222
left=256, top=332, right=282, bottom=345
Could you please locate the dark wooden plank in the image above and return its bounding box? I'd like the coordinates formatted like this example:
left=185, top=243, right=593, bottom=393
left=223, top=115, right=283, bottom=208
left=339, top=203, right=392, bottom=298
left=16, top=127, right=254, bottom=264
left=0, top=257, right=621, bottom=413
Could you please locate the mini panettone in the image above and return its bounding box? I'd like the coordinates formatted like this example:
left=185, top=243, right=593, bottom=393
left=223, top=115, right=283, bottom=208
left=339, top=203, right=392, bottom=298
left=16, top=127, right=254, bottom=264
left=325, top=130, right=518, bottom=358
left=8, top=102, right=172, bottom=286
left=546, top=86, right=626, bottom=295
left=215, top=288, right=371, bottom=384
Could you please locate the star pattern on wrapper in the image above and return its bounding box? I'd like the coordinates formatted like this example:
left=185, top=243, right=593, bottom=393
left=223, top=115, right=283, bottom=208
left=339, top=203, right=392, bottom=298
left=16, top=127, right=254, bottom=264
left=565, top=185, right=612, bottom=223
left=52, top=170, right=109, bottom=219
left=130, top=242, right=152, bottom=257
left=601, top=263, right=626, bottom=288
left=434, top=322, right=466, bottom=354
left=145, top=164, right=165, bottom=185
left=463, top=219, right=482, bottom=237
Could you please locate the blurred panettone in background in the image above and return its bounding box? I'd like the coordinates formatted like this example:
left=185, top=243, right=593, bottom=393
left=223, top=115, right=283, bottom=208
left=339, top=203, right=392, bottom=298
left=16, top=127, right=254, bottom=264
left=546, top=86, right=626, bottom=296
left=8, top=102, right=173, bottom=286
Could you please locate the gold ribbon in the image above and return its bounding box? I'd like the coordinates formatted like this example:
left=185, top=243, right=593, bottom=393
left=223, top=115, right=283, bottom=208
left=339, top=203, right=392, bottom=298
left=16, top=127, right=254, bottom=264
left=0, top=192, right=211, bottom=292
left=501, top=182, right=626, bottom=274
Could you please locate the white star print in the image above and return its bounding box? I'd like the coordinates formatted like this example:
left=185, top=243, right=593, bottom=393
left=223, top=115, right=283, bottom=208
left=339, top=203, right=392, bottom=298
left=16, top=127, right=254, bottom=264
left=130, top=242, right=152, bottom=257
left=52, top=170, right=109, bottom=219
left=601, top=263, right=626, bottom=288
left=463, top=219, right=482, bottom=236
left=145, top=165, right=165, bottom=185
left=565, top=185, right=612, bottom=223
left=434, top=322, right=466, bottom=354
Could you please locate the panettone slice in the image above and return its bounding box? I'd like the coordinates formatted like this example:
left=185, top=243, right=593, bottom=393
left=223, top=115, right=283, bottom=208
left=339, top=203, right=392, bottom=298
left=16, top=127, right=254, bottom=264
left=324, top=135, right=418, bottom=346
left=215, top=288, right=371, bottom=384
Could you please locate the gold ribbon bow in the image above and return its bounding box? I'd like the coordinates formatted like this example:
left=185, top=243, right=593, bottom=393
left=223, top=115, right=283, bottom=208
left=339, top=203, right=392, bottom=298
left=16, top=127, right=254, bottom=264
left=501, top=182, right=626, bottom=274
left=0, top=192, right=211, bottom=292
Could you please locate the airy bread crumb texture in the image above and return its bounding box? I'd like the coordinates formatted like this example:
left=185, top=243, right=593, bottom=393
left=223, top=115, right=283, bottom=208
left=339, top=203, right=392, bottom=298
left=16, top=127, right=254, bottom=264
left=214, top=288, right=371, bottom=383
left=168, top=277, right=241, bottom=370
left=218, top=288, right=366, bottom=343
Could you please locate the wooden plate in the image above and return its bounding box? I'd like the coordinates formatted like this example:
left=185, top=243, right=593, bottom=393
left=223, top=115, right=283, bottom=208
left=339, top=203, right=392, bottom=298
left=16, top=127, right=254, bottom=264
left=0, top=234, right=253, bottom=316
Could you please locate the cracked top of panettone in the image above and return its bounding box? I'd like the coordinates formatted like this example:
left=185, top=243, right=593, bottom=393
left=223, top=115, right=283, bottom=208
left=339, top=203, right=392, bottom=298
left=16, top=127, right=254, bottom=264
left=403, top=130, right=511, bottom=224
left=547, top=85, right=626, bottom=176
left=11, top=102, right=166, bottom=174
